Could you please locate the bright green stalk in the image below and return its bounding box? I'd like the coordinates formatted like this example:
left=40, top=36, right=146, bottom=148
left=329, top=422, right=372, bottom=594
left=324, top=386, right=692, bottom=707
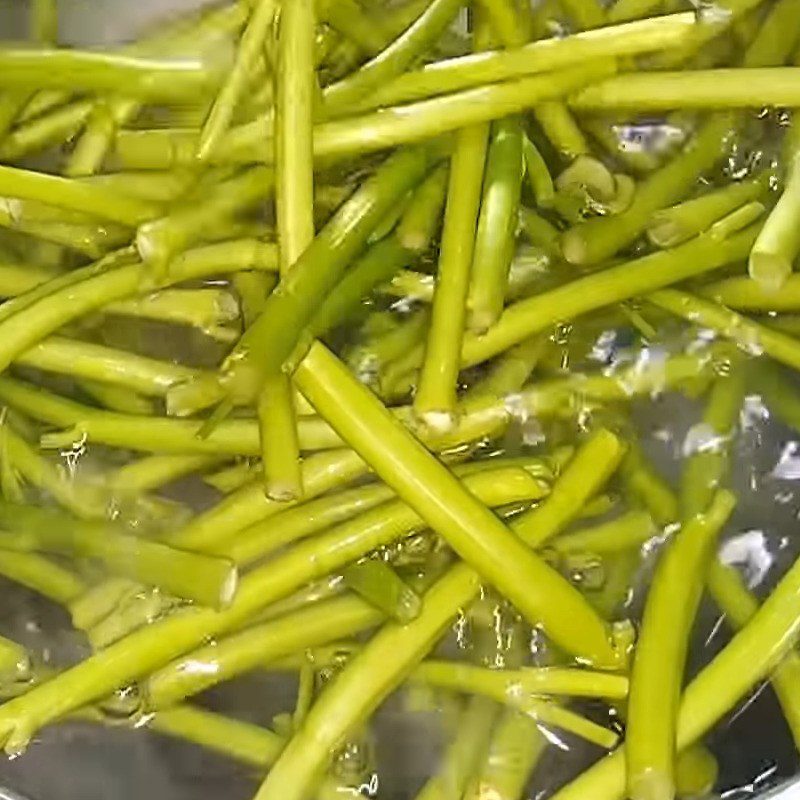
left=647, top=175, right=769, bottom=249
left=147, top=704, right=284, bottom=770
left=0, top=440, right=600, bottom=761
left=0, top=636, right=28, bottom=684
left=297, top=344, right=624, bottom=667
left=0, top=503, right=238, bottom=609
left=535, top=101, right=589, bottom=159
left=744, top=0, right=799, bottom=68
left=750, top=123, right=800, bottom=289
left=464, top=709, right=546, bottom=800
left=0, top=94, right=30, bottom=141
left=680, top=367, right=745, bottom=519
left=507, top=429, right=626, bottom=546
left=203, top=461, right=261, bottom=494
left=307, top=164, right=449, bottom=340
left=0, top=509, right=427, bottom=752
left=649, top=288, right=800, bottom=373
left=704, top=274, right=800, bottom=311
left=316, top=0, right=391, bottom=57
left=347, top=310, right=430, bottom=378
left=259, top=373, right=304, bottom=501
left=0, top=164, right=160, bottom=227
left=197, top=0, right=278, bottom=161
left=190, top=465, right=546, bottom=616
left=0, top=215, right=129, bottom=259
left=517, top=207, right=559, bottom=253
left=15, top=335, right=202, bottom=397
left=81, top=170, right=197, bottom=204
left=707, top=560, right=800, bottom=750
left=136, top=166, right=274, bottom=275
left=462, top=225, right=757, bottom=368
left=475, top=0, right=528, bottom=47
left=342, top=560, right=421, bottom=623
left=168, top=449, right=366, bottom=554
left=709, top=200, right=765, bottom=240
left=256, top=552, right=619, bottom=800
left=0, top=48, right=219, bottom=100
left=270, top=0, right=317, bottom=500
left=69, top=575, right=155, bottom=633
left=233, top=271, right=276, bottom=327
left=323, top=0, right=465, bottom=114
left=108, top=454, right=222, bottom=495
left=0, top=239, right=277, bottom=375
left=522, top=136, right=555, bottom=207
left=228, top=453, right=555, bottom=567
left=0, top=550, right=85, bottom=606
left=77, top=381, right=154, bottom=417
left=561, top=114, right=735, bottom=266
left=414, top=126, right=488, bottom=426
left=109, top=287, right=239, bottom=332
left=626, top=490, right=736, bottom=800
left=220, top=147, right=434, bottom=406
left=749, top=358, right=800, bottom=435
left=0, top=99, right=93, bottom=162
left=248, top=568, right=498, bottom=800
left=118, top=61, right=615, bottom=170
left=552, top=536, right=800, bottom=800
left=570, top=68, right=800, bottom=113
left=0, top=377, right=338, bottom=457
left=645, top=0, right=769, bottom=69
left=551, top=511, right=657, bottom=556
left=464, top=335, right=545, bottom=401
left=620, top=443, right=676, bottom=527
left=143, top=593, right=382, bottom=710
left=468, top=116, right=524, bottom=333
left=356, top=13, right=694, bottom=112
left=65, top=98, right=140, bottom=178
left=276, top=0, right=315, bottom=277
left=414, top=661, right=629, bottom=700
left=414, top=697, right=501, bottom=800
left=674, top=745, right=719, bottom=799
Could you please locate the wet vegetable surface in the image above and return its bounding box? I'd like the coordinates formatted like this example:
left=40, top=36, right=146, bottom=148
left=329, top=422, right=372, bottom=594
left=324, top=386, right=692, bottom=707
left=3, top=1, right=800, bottom=800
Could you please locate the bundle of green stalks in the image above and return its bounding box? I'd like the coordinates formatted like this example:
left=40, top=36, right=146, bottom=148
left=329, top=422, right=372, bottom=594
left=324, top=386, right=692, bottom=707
left=3, top=1, right=800, bottom=800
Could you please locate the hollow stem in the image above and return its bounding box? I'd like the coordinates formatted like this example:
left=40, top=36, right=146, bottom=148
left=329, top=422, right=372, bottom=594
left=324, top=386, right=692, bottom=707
left=647, top=174, right=768, bottom=249
left=143, top=593, right=382, bottom=710
left=0, top=503, right=238, bottom=609
left=462, top=225, right=757, bottom=368
left=355, top=13, right=694, bottom=112
left=626, top=491, right=736, bottom=800
left=414, top=125, right=488, bottom=427
left=750, top=123, right=800, bottom=289
left=570, top=68, right=800, bottom=113
left=649, top=288, right=800, bottom=373
left=561, top=114, right=736, bottom=266
left=197, top=0, right=278, bottom=161
left=296, top=344, right=623, bottom=667
left=679, top=366, right=746, bottom=520
left=468, top=116, right=524, bottom=333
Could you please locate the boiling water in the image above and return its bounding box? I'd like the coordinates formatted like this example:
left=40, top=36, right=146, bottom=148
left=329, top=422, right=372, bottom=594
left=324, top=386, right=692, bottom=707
left=0, top=1, right=799, bottom=799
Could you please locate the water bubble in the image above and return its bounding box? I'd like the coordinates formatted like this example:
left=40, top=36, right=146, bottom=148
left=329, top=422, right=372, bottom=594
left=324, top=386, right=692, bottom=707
left=590, top=329, right=617, bottom=364
left=693, top=1, right=732, bottom=26
left=682, top=422, right=730, bottom=457
left=719, top=530, right=773, bottom=587
left=550, top=322, right=572, bottom=347
left=772, top=441, right=800, bottom=480
left=614, top=122, right=684, bottom=155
